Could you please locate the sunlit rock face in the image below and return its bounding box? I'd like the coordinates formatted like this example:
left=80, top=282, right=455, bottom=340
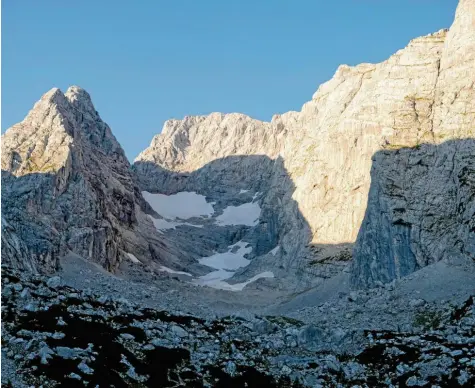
left=135, top=28, right=448, bottom=246
left=1, top=87, right=180, bottom=273
left=135, top=0, right=474, bottom=288
left=350, top=0, right=475, bottom=288
left=3, top=0, right=473, bottom=290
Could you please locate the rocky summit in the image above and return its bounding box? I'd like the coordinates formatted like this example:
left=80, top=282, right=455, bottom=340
left=1, top=0, right=475, bottom=386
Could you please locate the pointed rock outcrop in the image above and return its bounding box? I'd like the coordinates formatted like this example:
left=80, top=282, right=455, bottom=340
left=1, top=87, right=179, bottom=272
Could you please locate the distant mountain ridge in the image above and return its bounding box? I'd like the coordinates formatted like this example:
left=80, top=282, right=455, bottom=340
left=2, top=0, right=474, bottom=290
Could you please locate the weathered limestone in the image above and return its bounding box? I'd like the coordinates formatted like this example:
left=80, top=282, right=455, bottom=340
left=135, top=0, right=474, bottom=288
left=3, top=1, right=473, bottom=288
left=1, top=87, right=181, bottom=272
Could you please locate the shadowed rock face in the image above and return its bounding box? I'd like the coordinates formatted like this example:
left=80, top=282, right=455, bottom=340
left=1, top=87, right=182, bottom=273
left=2, top=1, right=474, bottom=290
left=351, top=139, right=475, bottom=289
left=1, top=218, right=38, bottom=273
left=134, top=0, right=475, bottom=287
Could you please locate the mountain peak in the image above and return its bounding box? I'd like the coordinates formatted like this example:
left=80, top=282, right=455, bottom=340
left=444, top=0, right=475, bottom=53
left=64, top=85, right=98, bottom=118
left=1, top=87, right=75, bottom=175
left=36, top=87, right=70, bottom=109
left=65, top=85, right=90, bottom=100
left=41, top=87, right=62, bottom=100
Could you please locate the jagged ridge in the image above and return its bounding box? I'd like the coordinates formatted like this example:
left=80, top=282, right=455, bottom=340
left=1, top=87, right=182, bottom=273
left=134, top=0, right=475, bottom=288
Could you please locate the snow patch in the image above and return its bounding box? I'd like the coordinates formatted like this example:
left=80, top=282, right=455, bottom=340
left=148, top=216, right=203, bottom=233
left=195, top=271, right=274, bottom=292
left=198, top=241, right=251, bottom=270
left=127, top=253, right=140, bottom=263
left=142, top=191, right=215, bottom=220
left=159, top=266, right=192, bottom=276
left=193, top=241, right=274, bottom=291
left=252, top=192, right=261, bottom=202
left=215, top=202, right=261, bottom=226
left=270, top=246, right=280, bottom=256
left=195, top=269, right=234, bottom=283
left=239, top=189, right=249, bottom=194
left=232, top=271, right=275, bottom=291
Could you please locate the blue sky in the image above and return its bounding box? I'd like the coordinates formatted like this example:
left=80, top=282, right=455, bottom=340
left=2, top=0, right=457, bottom=161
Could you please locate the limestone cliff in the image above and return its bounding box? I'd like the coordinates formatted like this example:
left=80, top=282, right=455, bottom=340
left=135, top=0, right=474, bottom=287
left=351, top=0, right=475, bottom=288
left=1, top=87, right=180, bottom=272
left=3, top=0, right=473, bottom=289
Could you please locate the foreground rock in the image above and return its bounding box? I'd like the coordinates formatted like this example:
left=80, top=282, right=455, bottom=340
left=2, top=266, right=474, bottom=387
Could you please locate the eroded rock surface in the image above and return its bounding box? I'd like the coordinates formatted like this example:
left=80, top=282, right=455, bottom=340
left=134, top=0, right=475, bottom=288
left=1, top=87, right=182, bottom=273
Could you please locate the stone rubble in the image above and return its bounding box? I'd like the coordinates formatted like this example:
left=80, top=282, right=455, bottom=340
left=2, top=266, right=474, bottom=387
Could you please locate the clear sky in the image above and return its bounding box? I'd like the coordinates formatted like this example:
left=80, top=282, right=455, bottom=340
left=2, top=0, right=458, bottom=161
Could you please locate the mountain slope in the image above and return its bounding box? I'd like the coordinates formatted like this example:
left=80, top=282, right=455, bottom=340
left=2, top=0, right=473, bottom=290
left=1, top=87, right=180, bottom=272
left=135, top=0, right=474, bottom=288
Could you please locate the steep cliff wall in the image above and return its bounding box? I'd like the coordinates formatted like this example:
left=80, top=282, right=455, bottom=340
left=135, top=1, right=474, bottom=287
left=351, top=0, right=475, bottom=287
left=1, top=87, right=180, bottom=272
left=3, top=1, right=473, bottom=289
